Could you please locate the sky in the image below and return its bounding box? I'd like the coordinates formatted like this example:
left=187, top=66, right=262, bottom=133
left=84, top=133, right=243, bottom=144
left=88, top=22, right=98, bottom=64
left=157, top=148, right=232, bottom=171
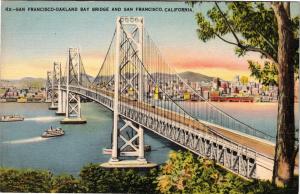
left=1, top=1, right=299, bottom=81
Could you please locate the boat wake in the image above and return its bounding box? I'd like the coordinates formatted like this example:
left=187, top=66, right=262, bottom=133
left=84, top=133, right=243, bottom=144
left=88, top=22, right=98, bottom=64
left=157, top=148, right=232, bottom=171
left=25, top=116, right=60, bottom=122
left=2, top=136, right=49, bottom=144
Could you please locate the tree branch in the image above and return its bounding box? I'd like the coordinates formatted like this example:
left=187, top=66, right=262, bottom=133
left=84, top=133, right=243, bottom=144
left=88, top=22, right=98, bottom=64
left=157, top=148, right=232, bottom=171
left=214, top=1, right=278, bottom=65
left=214, top=33, right=240, bottom=47
left=242, top=45, right=278, bottom=65
left=214, top=2, right=242, bottom=47
left=256, top=31, right=277, bottom=54
left=231, top=2, right=277, bottom=54
left=214, top=32, right=278, bottom=65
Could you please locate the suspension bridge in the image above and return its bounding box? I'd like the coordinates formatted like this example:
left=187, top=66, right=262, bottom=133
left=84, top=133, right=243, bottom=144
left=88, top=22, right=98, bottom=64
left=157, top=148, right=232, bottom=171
left=46, top=16, right=278, bottom=180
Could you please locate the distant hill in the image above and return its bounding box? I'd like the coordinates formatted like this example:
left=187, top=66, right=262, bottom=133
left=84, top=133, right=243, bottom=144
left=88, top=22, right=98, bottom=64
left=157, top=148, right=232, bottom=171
left=86, top=75, right=95, bottom=82
left=149, top=71, right=213, bottom=83
left=179, top=71, right=214, bottom=83
left=3, top=77, right=46, bottom=89
left=1, top=71, right=213, bottom=89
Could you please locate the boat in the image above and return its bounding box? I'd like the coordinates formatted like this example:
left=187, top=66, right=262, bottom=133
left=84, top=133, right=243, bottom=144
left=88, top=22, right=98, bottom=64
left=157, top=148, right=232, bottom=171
left=41, top=126, right=65, bottom=138
left=103, top=148, right=112, bottom=155
left=0, top=115, right=24, bottom=122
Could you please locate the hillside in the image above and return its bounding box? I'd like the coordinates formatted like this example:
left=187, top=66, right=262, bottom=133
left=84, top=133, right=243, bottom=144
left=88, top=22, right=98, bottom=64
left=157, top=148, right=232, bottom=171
left=179, top=71, right=213, bottom=83
left=1, top=71, right=213, bottom=89
left=2, top=77, right=46, bottom=89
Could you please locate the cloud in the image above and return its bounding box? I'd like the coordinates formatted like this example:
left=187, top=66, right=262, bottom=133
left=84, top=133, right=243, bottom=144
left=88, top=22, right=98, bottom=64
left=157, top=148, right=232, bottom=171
left=1, top=50, right=106, bottom=79
left=173, top=58, right=249, bottom=71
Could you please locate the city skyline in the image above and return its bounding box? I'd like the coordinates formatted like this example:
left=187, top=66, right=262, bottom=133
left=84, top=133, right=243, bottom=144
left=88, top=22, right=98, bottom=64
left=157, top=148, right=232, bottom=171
left=1, top=1, right=299, bottom=81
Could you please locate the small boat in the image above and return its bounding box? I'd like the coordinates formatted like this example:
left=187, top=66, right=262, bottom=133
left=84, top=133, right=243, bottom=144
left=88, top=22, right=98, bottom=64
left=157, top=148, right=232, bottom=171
left=102, top=148, right=112, bottom=155
left=41, top=126, right=65, bottom=138
left=0, top=115, right=24, bottom=122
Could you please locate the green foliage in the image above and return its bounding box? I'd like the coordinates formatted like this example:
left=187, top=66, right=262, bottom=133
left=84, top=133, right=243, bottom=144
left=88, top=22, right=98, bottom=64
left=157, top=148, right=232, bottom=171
left=156, top=151, right=298, bottom=194
left=0, top=165, right=158, bottom=193
left=79, top=163, right=159, bottom=193
left=79, top=163, right=107, bottom=192
left=194, top=2, right=299, bottom=84
left=1, top=157, right=298, bottom=193
left=0, top=168, right=52, bottom=192
left=51, top=174, right=87, bottom=193
left=157, top=151, right=229, bottom=194
left=248, top=61, right=278, bottom=86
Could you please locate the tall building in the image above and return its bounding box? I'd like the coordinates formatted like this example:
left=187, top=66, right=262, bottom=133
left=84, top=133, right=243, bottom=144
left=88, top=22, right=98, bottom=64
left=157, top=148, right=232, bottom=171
left=234, top=75, right=240, bottom=83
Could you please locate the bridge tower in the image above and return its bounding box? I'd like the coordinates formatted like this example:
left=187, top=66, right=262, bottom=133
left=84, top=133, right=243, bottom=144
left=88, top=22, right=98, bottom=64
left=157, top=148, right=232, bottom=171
left=49, top=63, right=59, bottom=110
left=45, top=71, right=52, bottom=103
left=61, top=48, right=86, bottom=124
left=106, top=16, right=152, bottom=167
left=55, top=62, right=66, bottom=116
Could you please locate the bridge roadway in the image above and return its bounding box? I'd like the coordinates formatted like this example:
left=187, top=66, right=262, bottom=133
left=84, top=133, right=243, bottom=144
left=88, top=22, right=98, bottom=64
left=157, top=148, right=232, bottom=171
left=61, top=85, right=278, bottom=179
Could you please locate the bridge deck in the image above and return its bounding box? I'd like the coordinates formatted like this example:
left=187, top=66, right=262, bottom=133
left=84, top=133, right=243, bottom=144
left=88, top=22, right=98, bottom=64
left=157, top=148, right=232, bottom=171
left=120, top=97, right=276, bottom=158
left=208, top=124, right=274, bottom=157
left=89, top=89, right=276, bottom=158
left=91, top=89, right=297, bottom=164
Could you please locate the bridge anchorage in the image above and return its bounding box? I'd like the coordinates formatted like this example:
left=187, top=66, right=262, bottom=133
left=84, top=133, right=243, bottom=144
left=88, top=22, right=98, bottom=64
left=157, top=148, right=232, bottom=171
left=46, top=16, right=282, bottom=179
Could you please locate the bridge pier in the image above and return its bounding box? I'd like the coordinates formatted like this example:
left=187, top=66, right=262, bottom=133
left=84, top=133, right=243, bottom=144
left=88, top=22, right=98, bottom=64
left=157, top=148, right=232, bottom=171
left=56, top=90, right=66, bottom=116
left=102, top=118, right=157, bottom=168
left=48, top=88, right=58, bottom=110
left=60, top=48, right=86, bottom=124
left=54, top=62, right=66, bottom=116
left=49, top=105, right=58, bottom=110
left=112, top=118, right=147, bottom=162
left=48, top=63, right=59, bottom=110
left=45, top=71, right=52, bottom=103
left=137, top=125, right=146, bottom=162
left=104, top=17, right=156, bottom=168
left=60, top=92, right=86, bottom=124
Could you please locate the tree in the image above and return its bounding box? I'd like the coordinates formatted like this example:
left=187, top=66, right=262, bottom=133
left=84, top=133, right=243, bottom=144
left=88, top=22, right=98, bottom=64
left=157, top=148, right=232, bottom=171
left=156, top=151, right=293, bottom=194
left=192, top=2, right=299, bottom=187
left=249, top=61, right=278, bottom=86
left=51, top=174, right=87, bottom=193
left=156, top=151, right=222, bottom=194
left=0, top=168, right=52, bottom=192
left=79, top=163, right=158, bottom=193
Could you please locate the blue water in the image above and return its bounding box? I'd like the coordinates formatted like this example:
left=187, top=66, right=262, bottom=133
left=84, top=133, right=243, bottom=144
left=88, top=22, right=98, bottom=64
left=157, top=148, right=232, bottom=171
left=0, top=102, right=298, bottom=174
left=0, top=102, right=179, bottom=174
